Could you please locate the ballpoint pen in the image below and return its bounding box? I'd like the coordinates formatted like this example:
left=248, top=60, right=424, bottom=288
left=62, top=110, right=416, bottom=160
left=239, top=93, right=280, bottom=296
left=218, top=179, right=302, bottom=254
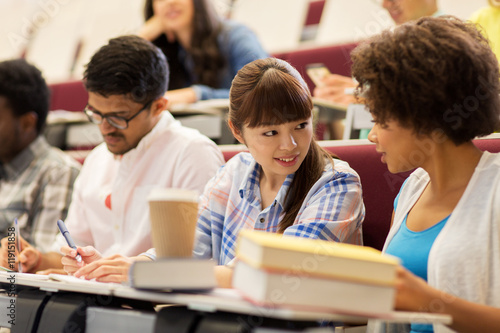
left=57, top=220, right=82, bottom=263
left=14, top=218, right=22, bottom=273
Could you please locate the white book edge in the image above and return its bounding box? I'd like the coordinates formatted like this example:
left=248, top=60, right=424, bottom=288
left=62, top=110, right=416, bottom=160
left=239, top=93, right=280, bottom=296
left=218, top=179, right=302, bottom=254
left=129, top=259, right=216, bottom=291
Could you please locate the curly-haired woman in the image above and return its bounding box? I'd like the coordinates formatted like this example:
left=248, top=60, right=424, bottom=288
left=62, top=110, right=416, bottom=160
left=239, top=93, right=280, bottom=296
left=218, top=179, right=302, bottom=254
left=352, top=16, right=500, bottom=333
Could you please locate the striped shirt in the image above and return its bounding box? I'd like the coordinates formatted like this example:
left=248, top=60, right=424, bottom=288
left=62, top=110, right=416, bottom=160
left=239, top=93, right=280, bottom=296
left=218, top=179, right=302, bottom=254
left=193, top=152, right=365, bottom=265
left=0, top=136, right=80, bottom=252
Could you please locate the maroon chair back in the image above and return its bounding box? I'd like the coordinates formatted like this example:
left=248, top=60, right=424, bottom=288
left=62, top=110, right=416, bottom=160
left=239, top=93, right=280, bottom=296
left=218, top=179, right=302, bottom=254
left=327, top=144, right=411, bottom=250
left=305, top=0, right=326, bottom=26
left=287, top=42, right=359, bottom=93
left=474, top=137, right=500, bottom=154
left=49, top=80, right=88, bottom=111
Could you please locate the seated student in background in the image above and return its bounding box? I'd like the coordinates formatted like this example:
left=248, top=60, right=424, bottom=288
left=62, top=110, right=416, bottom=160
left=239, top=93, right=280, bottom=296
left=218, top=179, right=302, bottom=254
left=351, top=16, right=500, bottom=333
left=71, top=58, right=365, bottom=286
left=0, top=35, right=224, bottom=276
left=469, top=0, right=500, bottom=62
left=314, top=0, right=443, bottom=108
left=0, top=59, right=80, bottom=255
left=138, top=0, right=268, bottom=107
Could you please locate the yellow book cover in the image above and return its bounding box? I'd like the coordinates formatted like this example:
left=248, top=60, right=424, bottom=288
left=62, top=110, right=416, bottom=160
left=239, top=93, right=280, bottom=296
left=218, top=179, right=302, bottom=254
left=235, top=230, right=399, bottom=286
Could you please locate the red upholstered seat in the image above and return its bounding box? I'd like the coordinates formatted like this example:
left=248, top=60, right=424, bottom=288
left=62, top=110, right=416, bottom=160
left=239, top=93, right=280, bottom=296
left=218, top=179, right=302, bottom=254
left=327, top=144, right=412, bottom=250
left=474, top=137, right=500, bottom=154
left=304, top=0, right=326, bottom=26
left=49, top=80, right=88, bottom=111
left=272, top=42, right=359, bottom=93
left=286, top=42, right=359, bottom=93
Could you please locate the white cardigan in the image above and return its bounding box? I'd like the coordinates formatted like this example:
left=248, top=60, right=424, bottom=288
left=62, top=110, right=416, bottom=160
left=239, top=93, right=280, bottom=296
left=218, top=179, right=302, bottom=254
left=371, top=152, right=500, bottom=333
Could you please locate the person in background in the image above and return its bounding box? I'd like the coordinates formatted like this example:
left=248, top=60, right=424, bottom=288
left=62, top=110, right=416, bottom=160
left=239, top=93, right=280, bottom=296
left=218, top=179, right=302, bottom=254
left=138, top=0, right=268, bottom=107
left=0, top=59, right=80, bottom=258
left=0, top=35, right=224, bottom=278
left=382, top=0, right=441, bottom=26
left=351, top=16, right=500, bottom=332
left=313, top=0, right=443, bottom=114
left=71, top=57, right=365, bottom=286
left=469, top=0, right=500, bottom=62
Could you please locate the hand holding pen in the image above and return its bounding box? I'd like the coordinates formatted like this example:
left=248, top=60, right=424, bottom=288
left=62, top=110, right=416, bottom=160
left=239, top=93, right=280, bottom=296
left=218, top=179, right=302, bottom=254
left=0, top=216, right=42, bottom=273
left=57, top=219, right=82, bottom=263
left=14, top=236, right=40, bottom=273
left=57, top=220, right=103, bottom=275
left=15, top=218, right=22, bottom=272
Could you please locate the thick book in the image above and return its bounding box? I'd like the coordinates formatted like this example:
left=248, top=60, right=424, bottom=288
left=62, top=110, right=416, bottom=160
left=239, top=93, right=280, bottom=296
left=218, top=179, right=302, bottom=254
left=233, top=260, right=395, bottom=315
left=235, top=230, right=399, bottom=286
left=129, top=258, right=216, bottom=291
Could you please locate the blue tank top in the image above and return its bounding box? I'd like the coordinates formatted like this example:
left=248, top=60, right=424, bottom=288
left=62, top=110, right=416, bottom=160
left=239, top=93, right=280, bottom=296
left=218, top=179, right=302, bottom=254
left=385, top=188, right=449, bottom=333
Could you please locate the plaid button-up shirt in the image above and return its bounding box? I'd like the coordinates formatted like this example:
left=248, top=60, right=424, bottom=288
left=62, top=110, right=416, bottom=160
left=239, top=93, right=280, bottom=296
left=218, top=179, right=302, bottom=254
left=194, top=152, right=365, bottom=265
left=0, top=136, right=80, bottom=252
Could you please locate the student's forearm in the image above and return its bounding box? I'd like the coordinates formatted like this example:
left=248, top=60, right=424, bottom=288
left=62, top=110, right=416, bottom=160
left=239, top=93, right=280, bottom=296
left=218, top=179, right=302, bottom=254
left=433, top=292, right=500, bottom=333
left=396, top=267, right=500, bottom=332
left=30, top=252, right=63, bottom=273
left=131, top=255, right=154, bottom=262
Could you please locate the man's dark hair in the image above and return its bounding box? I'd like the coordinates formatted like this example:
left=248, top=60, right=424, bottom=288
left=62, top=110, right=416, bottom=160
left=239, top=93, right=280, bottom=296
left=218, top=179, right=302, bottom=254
left=351, top=16, right=500, bottom=145
left=0, top=59, right=49, bottom=134
left=84, top=35, right=169, bottom=104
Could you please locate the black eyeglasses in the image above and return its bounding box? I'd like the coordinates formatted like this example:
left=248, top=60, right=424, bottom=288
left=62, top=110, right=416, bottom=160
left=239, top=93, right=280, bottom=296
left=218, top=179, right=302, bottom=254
left=84, top=100, right=153, bottom=130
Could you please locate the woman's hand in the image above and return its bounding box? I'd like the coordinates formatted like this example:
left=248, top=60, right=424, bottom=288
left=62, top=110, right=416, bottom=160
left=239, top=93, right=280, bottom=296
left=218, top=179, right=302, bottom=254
left=394, top=266, right=444, bottom=312
left=165, top=87, right=198, bottom=107
left=138, top=15, right=175, bottom=42
left=214, top=265, right=233, bottom=288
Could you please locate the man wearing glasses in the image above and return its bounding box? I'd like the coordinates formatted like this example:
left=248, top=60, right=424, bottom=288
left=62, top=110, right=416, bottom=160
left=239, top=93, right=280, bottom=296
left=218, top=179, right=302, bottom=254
left=7, top=35, right=225, bottom=277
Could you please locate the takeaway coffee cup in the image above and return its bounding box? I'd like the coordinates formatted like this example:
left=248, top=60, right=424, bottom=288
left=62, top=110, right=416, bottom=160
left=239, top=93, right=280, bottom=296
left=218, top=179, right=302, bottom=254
left=148, top=188, right=199, bottom=258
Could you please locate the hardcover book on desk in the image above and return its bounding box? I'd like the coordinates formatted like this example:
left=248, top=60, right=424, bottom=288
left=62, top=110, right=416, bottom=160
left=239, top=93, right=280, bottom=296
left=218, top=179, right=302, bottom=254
left=129, top=259, right=216, bottom=292
left=233, top=230, right=400, bottom=315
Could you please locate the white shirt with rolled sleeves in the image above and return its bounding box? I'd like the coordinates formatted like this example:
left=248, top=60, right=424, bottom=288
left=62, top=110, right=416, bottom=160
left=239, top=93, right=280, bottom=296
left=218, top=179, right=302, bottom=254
left=52, top=111, right=224, bottom=257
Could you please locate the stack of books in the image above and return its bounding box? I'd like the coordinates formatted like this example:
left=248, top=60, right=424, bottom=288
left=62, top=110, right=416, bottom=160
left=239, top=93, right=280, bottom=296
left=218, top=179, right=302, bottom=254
left=232, top=230, right=400, bottom=315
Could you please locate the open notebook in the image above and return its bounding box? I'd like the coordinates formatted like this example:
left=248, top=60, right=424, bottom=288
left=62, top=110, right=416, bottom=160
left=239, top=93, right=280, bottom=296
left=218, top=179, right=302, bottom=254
left=0, top=271, right=123, bottom=296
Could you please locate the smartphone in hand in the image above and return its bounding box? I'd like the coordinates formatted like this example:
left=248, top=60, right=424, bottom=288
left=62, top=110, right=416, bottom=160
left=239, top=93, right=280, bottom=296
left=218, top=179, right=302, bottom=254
left=306, top=63, right=331, bottom=87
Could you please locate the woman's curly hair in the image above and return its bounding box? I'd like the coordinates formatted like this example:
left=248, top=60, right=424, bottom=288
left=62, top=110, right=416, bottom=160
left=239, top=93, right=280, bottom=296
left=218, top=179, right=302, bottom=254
left=351, top=16, right=500, bottom=145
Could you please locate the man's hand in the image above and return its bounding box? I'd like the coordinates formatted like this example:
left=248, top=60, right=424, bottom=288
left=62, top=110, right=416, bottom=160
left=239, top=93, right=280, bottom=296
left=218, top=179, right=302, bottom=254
left=0, top=236, right=41, bottom=272
left=73, top=254, right=153, bottom=283
left=36, top=268, right=67, bottom=275
left=60, top=245, right=102, bottom=275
